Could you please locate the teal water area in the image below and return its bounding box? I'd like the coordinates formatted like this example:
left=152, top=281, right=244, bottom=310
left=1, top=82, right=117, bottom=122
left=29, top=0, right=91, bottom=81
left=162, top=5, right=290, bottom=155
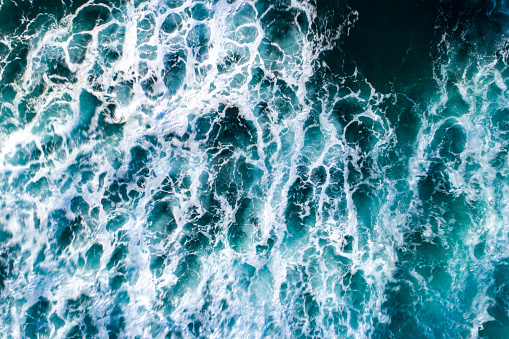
left=0, top=0, right=509, bottom=337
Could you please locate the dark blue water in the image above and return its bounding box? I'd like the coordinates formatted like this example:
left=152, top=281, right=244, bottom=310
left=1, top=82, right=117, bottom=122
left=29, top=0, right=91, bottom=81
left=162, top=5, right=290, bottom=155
left=0, top=0, right=509, bottom=337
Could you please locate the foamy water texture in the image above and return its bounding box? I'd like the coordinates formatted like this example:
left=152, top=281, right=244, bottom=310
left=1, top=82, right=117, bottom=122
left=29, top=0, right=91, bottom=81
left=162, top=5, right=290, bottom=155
left=0, top=0, right=509, bottom=337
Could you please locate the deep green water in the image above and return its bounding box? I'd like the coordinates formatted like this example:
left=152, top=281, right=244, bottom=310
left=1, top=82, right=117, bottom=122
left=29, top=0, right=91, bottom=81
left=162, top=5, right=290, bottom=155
left=0, top=0, right=509, bottom=337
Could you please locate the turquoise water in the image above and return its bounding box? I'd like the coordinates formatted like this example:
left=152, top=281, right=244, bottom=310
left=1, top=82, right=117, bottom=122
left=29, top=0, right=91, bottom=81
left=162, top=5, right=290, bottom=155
left=0, top=0, right=509, bottom=337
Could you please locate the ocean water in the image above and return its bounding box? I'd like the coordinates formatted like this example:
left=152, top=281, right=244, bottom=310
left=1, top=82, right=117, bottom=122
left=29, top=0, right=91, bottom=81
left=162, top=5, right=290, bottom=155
left=0, top=0, right=509, bottom=337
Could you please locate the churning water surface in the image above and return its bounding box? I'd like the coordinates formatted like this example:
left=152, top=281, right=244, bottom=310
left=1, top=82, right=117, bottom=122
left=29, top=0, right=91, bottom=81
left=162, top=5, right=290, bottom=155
left=0, top=0, right=509, bottom=338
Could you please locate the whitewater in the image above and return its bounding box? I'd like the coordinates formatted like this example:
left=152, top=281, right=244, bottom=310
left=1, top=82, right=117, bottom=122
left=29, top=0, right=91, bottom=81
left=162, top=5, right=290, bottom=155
left=0, top=0, right=509, bottom=337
